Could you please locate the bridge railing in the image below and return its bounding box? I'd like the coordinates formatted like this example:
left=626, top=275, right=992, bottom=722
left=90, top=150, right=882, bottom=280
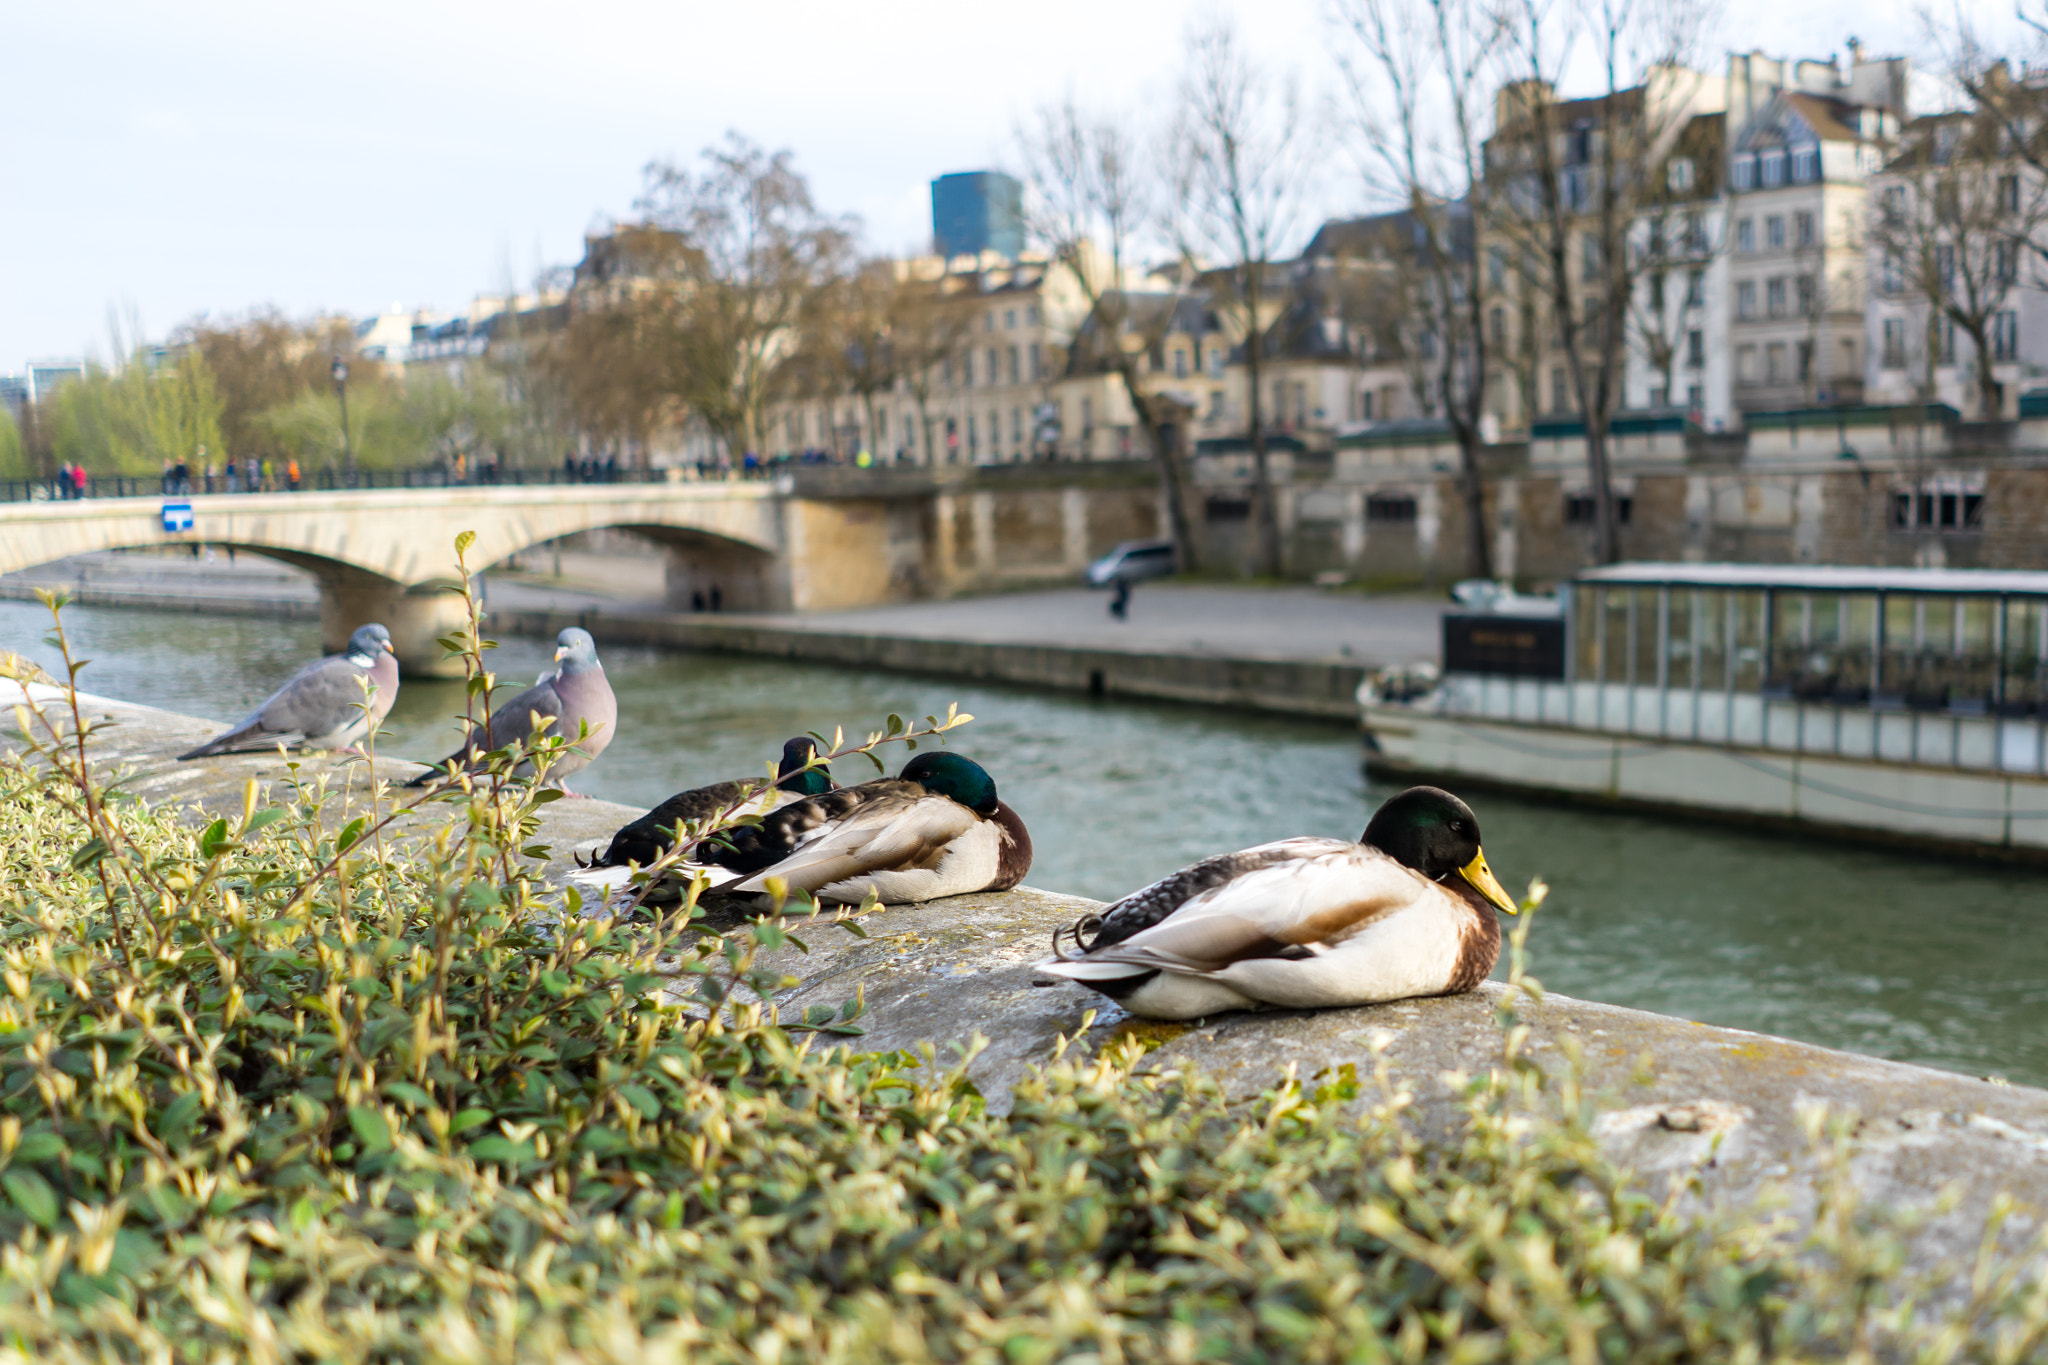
left=0, top=465, right=778, bottom=504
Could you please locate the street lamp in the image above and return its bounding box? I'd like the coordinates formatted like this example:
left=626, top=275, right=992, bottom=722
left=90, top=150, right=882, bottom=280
left=331, top=355, right=354, bottom=485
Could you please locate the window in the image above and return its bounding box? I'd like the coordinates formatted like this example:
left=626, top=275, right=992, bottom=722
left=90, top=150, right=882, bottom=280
left=1737, top=344, right=1758, bottom=382
left=1996, top=241, right=2018, bottom=282
left=1995, top=310, right=2020, bottom=361
left=1890, top=477, right=1984, bottom=533
left=1650, top=385, right=1668, bottom=407
left=1736, top=218, right=1755, bottom=253
left=1079, top=396, right=1093, bottom=433
left=1880, top=250, right=1903, bottom=295
left=1687, top=329, right=1704, bottom=368
left=1550, top=366, right=1571, bottom=413
left=1027, top=305, right=1041, bottom=325
left=1795, top=210, right=1815, bottom=247
left=943, top=354, right=954, bottom=386
left=985, top=312, right=996, bottom=332
left=1685, top=268, right=1704, bottom=307
left=1880, top=185, right=1907, bottom=224
left=1489, top=306, right=1506, bottom=344
left=1564, top=492, right=1633, bottom=524
left=962, top=351, right=974, bottom=386
left=1796, top=340, right=1813, bottom=382
left=1173, top=348, right=1188, bottom=378
left=966, top=413, right=978, bottom=454
left=1004, top=309, right=1016, bottom=329
left=1209, top=388, right=1224, bottom=418
left=1796, top=275, right=1815, bottom=316
left=1667, top=157, right=1695, bottom=192
left=1206, top=495, right=1252, bottom=523
left=1999, top=174, right=2022, bottom=214
left=1563, top=166, right=1588, bottom=211
left=1737, top=280, right=1757, bottom=319
left=1791, top=145, right=1819, bottom=183
left=1013, top=407, right=1024, bottom=444
left=1685, top=212, right=1706, bottom=253
left=1760, top=149, right=1786, bottom=186
left=1688, top=383, right=1703, bottom=409
left=1939, top=317, right=1956, bottom=363
left=1766, top=278, right=1787, bottom=318
left=1358, top=389, right=1374, bottom=420
left=1647, top=219, right=1666, bottom=258
left=1029, top=343, right=1042, bottom=379
left=1649, top=271, right=1666, bottom=311
left=1733, top=155, right=1756, bottom=191
left=1365, top=493, right=1418, bottom=523
left=1766, top=341, right=1785, bottom=383
left=1766, top=215, right=1785, bottom=249
left=1489, top=248, right=1507, bottom=288
left=1937, top=244, right=1956, bottom=292
left=1582, top=233, right=1602, bottom=279
left=1208, top=346, right=1224, bottom=377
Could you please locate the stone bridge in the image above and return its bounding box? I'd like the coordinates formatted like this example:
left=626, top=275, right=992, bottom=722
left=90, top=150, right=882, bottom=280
left=0, top=482, right=872, bottom=672
left=0, top=467, right=1166, bottom=673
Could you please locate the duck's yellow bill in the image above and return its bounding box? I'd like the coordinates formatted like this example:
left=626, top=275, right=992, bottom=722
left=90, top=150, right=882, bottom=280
left=1460, top=849, right=1519, bottom=915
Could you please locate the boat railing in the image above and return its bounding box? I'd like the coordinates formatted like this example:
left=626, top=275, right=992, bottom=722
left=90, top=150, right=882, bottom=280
left=1429, top=674, right=2048, bottom=776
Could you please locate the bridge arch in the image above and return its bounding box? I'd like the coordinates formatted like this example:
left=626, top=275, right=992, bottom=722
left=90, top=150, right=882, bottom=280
left=0, top=484, right=793, bottom=674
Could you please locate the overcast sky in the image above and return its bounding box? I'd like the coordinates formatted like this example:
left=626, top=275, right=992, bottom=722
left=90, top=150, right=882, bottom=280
left=0, top=0, right=1968, bottom=369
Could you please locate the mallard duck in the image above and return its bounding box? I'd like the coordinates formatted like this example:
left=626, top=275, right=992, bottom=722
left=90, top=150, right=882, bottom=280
left=1036, top=786, right=1517, bottom=1020
left=587, top=737, right=835, bottom=871
left=408, top=628, right=616, bottom=788
left=698, top=751, right=1033, bottom=905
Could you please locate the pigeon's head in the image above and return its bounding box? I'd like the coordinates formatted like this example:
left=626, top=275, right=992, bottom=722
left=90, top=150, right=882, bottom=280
left=553, top=628, right=601, bottom=672
left=347, top=623, right=394, bottom=660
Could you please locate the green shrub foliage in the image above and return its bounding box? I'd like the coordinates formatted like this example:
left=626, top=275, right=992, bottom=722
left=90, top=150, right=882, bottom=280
left=4, top=584, right=2048, bottom=1361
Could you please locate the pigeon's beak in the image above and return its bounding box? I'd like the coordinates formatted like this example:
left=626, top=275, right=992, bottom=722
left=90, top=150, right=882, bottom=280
left=554, top=647, right=567, bottom=661
left=383, top=640, right=395, bottom=654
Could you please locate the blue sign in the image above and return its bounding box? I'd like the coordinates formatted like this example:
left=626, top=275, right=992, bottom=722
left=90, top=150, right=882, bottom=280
left=162, top=502, right=194, bottom=533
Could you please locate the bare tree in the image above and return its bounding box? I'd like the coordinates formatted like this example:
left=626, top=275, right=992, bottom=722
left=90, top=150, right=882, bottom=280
left=886, top=273, right=978, bottom=466
left=1018, top=97, right=1200, bottom=562
left=1488, top=0, right=1722, bottom=563
left=1334, top=0, right=1502, bottom=580
left=1869, top=96, right=2048, bottom=420
left=1169, top=17, right=1315, bottom=577
left=627, top=133, right=857, bottom=459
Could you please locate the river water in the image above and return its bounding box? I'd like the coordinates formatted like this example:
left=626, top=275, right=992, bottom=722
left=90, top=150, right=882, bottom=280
left=11, top=598, right=2048, bottom=1087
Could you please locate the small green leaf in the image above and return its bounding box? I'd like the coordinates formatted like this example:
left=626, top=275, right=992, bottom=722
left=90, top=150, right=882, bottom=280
left=3, top=1170, right=57, bottom=1228
left=347, top=1105, right=392, bottom=1153
left=466, top=1136, right=533, bottom=1164
left=335, top=817, right=368, bottom=854
left=618, top=1084, right=662, bottom=1118
left=383, top=1081, right=433, bottom=1109
left=449, top=1108, right=494, bottom=1135
left=70, top=836, right=111, bottom=872
left=242, top=807, right=287, bottom=836
left=835, top=919, right=869, bottom=939
left=454, top=529, right=476, bottom=555
left=198, top=819, right=230, bottom=859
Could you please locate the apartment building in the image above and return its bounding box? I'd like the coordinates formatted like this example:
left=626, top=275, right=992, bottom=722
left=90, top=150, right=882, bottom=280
left=1621, top=112, right=1735, bottom=429
left=1865, top=84, right=2048, bottom=418
left=1723, top=48, right=1908, bottom=412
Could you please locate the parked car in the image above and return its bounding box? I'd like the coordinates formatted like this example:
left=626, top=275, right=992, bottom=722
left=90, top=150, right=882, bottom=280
left=1086, top=540, right=1177, bottom=588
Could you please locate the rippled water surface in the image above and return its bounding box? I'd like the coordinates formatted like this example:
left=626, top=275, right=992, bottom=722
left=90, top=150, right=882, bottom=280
left=12, top=599, right=2048, bottom=1086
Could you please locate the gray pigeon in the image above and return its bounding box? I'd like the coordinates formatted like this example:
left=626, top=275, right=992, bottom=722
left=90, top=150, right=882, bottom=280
left=407, top=627, right=617, bottom=788
left=178, top=623, right=400, bottom=760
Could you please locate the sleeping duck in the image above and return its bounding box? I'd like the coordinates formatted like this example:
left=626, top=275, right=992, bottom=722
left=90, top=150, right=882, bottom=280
left=698, top=751, right=1033, bottom=905
left=1036, top=786, right=1517, bottom=1020
left=589, top=737, right=835, bottom=871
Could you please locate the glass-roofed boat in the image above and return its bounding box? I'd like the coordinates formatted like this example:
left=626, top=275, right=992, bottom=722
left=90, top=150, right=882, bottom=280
left=1360, top=564, right=2048, bottom=858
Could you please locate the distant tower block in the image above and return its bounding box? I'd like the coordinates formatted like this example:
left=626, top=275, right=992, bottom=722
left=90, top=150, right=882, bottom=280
left=931, top=171, right=1024, bottom=261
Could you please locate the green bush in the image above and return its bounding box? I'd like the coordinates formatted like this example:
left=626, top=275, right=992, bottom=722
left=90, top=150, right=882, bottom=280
left=4, top=578, right=2048, bottom=1362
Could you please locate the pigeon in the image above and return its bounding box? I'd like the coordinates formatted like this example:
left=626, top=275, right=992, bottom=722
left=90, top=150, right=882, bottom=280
left=588, top=737, right=836, bottom=871
left=177, top=623, right=399, bottom=760
left=407, top=627, right=617, bottom=788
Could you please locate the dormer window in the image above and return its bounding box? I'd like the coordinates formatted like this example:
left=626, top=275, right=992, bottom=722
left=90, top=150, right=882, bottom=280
left=1790, top=145, right=1819, bottom=183
left=1733, top=154, right=1756, bottom=190
left=1760, top=149, right=1786, bottom=187
left=1667, top=157, right=1695, bottom=192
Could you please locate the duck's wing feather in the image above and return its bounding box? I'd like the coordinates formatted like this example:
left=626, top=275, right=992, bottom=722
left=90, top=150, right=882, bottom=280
left=1068, top=841, right=1426, bottom=975
left=731, top=790, right=979, bottom=894
left=1083, top=838, right=1354, bottom=947
left=701, top=780, right=919, bottom=875
left=596, top=779, right=787, bottom=868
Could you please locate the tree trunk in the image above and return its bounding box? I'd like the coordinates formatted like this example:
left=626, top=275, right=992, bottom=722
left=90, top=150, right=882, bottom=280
left=1118, top=364, right=1199, bottom=572
left=1455, top=431, right=1494, bottom=580
left=1241, top=312, right=1282, bottom=577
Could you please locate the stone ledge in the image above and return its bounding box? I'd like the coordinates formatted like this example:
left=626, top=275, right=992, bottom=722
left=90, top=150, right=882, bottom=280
left=11, top=685, right=2048, bottom=1282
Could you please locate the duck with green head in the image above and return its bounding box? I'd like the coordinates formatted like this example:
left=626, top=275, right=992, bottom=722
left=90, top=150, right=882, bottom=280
left=1038, top=786, right=1518, bottom=1020
left=698, top=750, right=1033, bottom=905
left=587, top=737, right=837, bottom=872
